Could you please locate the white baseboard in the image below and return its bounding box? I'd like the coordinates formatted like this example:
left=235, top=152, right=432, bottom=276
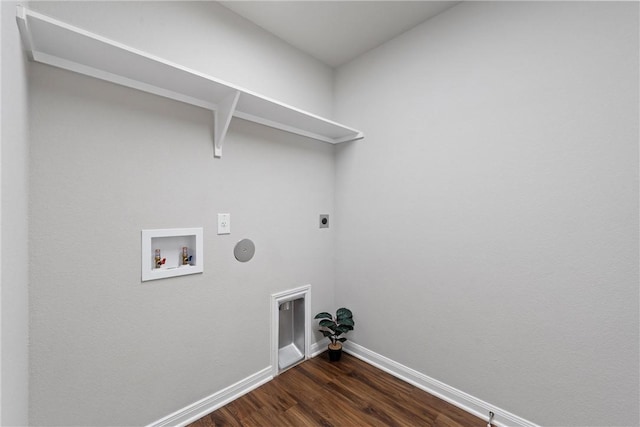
left=147, top=366, right=273, bottom=427
left=309, top=340, right=326, bottom=358
left=150, top=343, right=325, bottom=426
left=343, top=341, right=539, bottom=427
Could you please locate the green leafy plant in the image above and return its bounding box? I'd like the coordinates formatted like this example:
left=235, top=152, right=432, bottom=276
left=314, top=308, right=354, bottom=349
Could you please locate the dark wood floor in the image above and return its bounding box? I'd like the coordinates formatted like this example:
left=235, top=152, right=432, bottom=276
left=189, top=352, right=487, bottom=426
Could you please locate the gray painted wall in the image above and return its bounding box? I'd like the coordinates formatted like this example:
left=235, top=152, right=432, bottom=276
left=1, top=1, right=30, bottom=425
left=27, top=2, right=336, bottom=425
left=19, top=1, right=640, bottom=426
left=334, top=2, right=639, bottom=426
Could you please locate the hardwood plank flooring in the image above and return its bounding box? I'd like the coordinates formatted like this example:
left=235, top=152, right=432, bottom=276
left=189, top=352, right=487, bottom=427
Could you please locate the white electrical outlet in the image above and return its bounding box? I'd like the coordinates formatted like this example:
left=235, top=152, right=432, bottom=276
left=217, top=213, right=230, bottom=235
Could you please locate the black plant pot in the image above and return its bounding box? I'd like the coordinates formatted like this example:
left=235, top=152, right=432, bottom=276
left=328, top=343, right=342, bottom=362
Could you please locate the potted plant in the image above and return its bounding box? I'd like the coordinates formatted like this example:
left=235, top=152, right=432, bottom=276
left=314, top=307, right=354, bottom=361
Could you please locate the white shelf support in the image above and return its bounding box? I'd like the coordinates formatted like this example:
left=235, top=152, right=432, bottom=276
left=214, top=90, right=240, bottom=158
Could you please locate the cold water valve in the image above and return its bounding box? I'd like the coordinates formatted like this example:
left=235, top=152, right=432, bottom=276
left=181, top=246, right=192, bottom=266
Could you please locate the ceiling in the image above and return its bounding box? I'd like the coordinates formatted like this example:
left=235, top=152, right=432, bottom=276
left=219, top=1, right=461, bottom=68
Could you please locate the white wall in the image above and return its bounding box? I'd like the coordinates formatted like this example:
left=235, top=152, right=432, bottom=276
left=21, top=1, right=640, bottom=425
left=27, top=2, right=336, bottom=425
left=1, top=1, right=30, bottom=425
left=334, top=2, right=639, bottom=426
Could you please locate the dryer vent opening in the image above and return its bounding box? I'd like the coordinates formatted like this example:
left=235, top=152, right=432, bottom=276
left=272, top=285, right=310, bottom=374
left=278, top=298, right=305, bottom=370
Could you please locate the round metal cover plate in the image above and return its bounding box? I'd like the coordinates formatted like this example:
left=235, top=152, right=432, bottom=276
left=234, top=238, right=255, bottom=262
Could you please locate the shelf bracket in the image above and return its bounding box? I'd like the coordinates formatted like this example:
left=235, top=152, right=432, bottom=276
left=214, top=90, right=241, bottom=158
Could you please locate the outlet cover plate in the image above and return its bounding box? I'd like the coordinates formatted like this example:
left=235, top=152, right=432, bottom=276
left=218, top=213, right=230, bottom=235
